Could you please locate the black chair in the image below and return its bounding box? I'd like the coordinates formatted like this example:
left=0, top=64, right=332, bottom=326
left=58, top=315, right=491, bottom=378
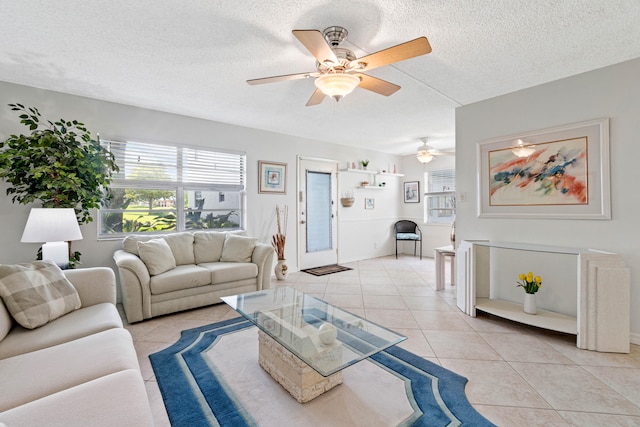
left=394, top=220, right=422, bottom=260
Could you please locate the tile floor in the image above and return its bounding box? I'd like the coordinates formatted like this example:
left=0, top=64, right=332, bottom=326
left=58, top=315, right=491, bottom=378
left=124, top=255, right=640, bottom=427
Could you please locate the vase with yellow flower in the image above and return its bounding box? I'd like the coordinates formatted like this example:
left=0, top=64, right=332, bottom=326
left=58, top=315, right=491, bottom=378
left=517, top=272, right=542, bottom=314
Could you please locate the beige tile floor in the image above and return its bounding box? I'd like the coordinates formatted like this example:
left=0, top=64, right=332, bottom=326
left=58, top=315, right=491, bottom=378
left=124, top=255, right=640, bottom=427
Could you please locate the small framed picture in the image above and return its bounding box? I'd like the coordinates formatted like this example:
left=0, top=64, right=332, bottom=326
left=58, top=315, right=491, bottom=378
left=404, top=181, right=420, bottom=203
left=258, top=161, right=287, bottom=194
left=365, top=198, right=375, bottom=209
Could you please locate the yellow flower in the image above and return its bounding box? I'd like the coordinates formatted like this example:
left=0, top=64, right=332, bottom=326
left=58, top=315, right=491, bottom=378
left=527, top=272, right=533, bottom=281
left=535, top=276, right=541, bottom=284
left=519, top=273, right=526, bottom=280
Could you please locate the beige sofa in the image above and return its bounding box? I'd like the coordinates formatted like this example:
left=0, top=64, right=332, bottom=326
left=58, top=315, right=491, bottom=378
left=113, top=230, right=275, bottom=323
left=0, top=264, right=153, bottom=427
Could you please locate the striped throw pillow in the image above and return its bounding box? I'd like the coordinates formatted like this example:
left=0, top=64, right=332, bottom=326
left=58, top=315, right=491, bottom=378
left=0, top=260, right=81, bottom=329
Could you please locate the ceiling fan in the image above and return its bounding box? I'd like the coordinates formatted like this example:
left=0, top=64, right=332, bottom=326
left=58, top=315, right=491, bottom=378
left=247, top=26, right=432, bottom=106
left=416, top=137, right=454, bottom=163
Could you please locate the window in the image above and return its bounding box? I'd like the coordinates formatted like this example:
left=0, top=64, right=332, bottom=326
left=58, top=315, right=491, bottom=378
left=99, top=139, right=245, bottom=237
left=424, top=169, right=456, bottom=224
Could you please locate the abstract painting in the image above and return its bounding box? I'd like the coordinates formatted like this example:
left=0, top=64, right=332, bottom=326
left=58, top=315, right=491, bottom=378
left=489, top=137, right=588, bottom=206
left=477, top=118, right=610, bottom=219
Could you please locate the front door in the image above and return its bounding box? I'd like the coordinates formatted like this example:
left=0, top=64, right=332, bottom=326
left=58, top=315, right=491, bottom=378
left=297, top=157, right=338, bottom=269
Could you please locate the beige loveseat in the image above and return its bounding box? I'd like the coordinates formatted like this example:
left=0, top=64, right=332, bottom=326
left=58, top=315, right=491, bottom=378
left=0, top=263, right=153, bottom=426
left=113, top=230, right=275, bottom=323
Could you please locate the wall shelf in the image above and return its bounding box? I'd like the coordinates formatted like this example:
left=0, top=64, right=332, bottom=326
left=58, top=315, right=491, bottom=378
left=339, top=168, right=404, bottom=177
left=356, top=186, right=388, bottom=190
left=475, top=298, right=577, bottom=334
left=457, top=240, right=630, bottom=353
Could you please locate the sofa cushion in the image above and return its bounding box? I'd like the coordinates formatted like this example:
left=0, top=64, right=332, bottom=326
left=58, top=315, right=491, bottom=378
left=149, top=265, right=211, bottom=295
left=0, top=369, right=154, bottom=427
left=121, top=234, right=154, bottom=256
left=0, top=261, right=81, bottom=329
left=137, top=239, right=176, bottom=275
left=200, top=262, right=259, bottom=284
left=162, top=232, right=195, bottom=265
left=220, top=234, right=257, bottom=263
left=0, top=302, right=122, bottom=360
left=0, top=328, right=139, bottom=412
left=193, top=231, right=227, bottom=263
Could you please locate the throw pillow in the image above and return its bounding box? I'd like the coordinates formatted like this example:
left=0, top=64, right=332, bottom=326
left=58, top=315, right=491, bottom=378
left=220, top=234, right=257, bottom=263
left=137, top=239, right=177, bottom=275
left=193, top=231, right=227, bottom=264
left=0, top=260, right=82, bottom=329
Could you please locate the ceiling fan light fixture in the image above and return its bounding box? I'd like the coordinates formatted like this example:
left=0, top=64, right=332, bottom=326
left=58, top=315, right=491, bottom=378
left=511, top=139, right=536, bottom=157
left=416, top=150, right=434, bottom=163
left=314, top=73, right=360, bottom=101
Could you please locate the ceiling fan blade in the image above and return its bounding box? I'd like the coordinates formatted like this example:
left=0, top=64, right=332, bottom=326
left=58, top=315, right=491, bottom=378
left=305, top=88, right=326, bottom=106
left=247, top=71, right=316, bottom=85
left=353, top=37, right=432, bottom=72
left=292, top=30, right=338, bottom=65
left=356, top=74, right=401, bottom=96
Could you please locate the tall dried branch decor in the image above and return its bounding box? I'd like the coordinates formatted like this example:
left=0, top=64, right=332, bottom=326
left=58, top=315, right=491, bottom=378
left=272, top=205, right=288, bottom=260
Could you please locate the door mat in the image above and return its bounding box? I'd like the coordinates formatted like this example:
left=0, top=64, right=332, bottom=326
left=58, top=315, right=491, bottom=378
left=301, top=264, right=353, bottom=276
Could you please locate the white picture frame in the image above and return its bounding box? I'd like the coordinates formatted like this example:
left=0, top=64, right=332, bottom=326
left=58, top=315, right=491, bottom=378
left=477, top=118, right=610, bottom=219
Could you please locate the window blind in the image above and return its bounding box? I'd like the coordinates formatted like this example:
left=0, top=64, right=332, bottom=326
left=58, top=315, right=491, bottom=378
left=103, top=139, right=245, bottom=190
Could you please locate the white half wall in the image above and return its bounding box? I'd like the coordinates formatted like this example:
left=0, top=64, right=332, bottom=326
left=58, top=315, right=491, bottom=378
left=455, top=58, right=640, bottom=340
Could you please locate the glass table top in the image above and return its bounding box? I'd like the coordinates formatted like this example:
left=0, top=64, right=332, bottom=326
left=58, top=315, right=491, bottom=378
left=221, top=287, right=406, bottom=376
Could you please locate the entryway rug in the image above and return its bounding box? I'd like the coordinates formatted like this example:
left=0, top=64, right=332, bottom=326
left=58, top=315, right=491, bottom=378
left=150, top=317, right=496, bottom=427
left=301, top=264, right=353, bottom=276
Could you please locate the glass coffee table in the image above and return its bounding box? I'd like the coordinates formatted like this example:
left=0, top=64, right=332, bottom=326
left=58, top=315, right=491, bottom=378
left=221, top=287, right=406, bottom=403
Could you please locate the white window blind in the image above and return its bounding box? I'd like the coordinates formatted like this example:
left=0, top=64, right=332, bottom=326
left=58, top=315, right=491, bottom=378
left=427, top=169, right=455, bottom=193
left=425, top=169, right=456, bottom=224
left=104, top=140, right=245, bottom=190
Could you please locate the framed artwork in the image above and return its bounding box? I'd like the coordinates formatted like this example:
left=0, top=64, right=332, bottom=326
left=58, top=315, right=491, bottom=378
left=404, top=181, right=420, bottom=203
left=365, top=198, right=375, bottom=209
left=477, top=118, right=610, bottom=219
left=258, top=161, right=287, bottom=194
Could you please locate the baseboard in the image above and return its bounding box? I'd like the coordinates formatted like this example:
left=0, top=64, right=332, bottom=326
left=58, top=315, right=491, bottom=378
left=630, top=332, right=640, bottom=346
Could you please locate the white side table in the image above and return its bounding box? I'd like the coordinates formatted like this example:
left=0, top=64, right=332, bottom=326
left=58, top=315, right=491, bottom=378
left=435, top=245, right=456, bottom=291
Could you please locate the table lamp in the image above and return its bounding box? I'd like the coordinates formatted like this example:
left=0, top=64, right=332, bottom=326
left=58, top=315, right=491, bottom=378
left=21, top=208, right=83, bottom=268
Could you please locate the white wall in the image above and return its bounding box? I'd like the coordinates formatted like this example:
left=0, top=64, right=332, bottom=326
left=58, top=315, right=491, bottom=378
left=399, top=154, right=456, bottom=255
left=455, top=58, right=640, bottom=341
left=0, top=81, right=405, bottom=278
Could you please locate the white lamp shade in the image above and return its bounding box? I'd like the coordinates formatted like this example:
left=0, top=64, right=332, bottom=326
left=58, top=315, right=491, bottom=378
left=511, top=139, right=536, bottom=158
left=21, top=208, right=83, bottom=243
left=416, top=150, right=434, bottom=163
left=314, top=73, right=360, bottom=100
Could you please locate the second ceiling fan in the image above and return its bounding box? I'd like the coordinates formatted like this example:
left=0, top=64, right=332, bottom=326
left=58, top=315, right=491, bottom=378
left=247, top=26, right=432, bottom=106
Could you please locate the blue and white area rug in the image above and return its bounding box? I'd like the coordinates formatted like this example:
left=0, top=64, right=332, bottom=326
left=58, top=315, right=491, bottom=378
left=150, top=317, right=496, bottom=427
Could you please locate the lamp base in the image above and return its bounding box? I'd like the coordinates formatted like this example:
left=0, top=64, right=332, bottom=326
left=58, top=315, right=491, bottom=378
left=42, top=241, right=69, bottom=269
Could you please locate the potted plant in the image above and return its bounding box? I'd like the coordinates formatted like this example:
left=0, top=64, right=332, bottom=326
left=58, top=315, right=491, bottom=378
left=360, top=160, right=369, bottom=170
left=0, top=104, right=119, bottom=266
left=516, top=271, right=542, bottom=314
left=272, top=205, right=288, bottom=280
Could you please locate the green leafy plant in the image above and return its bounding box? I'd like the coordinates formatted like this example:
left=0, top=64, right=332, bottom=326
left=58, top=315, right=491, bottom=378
left=0, top=103, right=119, bottom=264
left=361, top=160, right=370, bottom=168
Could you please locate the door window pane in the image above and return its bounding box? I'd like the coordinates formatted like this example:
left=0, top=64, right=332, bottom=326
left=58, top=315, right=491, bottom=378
left=306, top=171, right=332, bottom=252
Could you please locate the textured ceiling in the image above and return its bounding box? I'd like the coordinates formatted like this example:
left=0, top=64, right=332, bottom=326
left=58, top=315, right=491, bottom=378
left=1, top=1, right=639, bottom=155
